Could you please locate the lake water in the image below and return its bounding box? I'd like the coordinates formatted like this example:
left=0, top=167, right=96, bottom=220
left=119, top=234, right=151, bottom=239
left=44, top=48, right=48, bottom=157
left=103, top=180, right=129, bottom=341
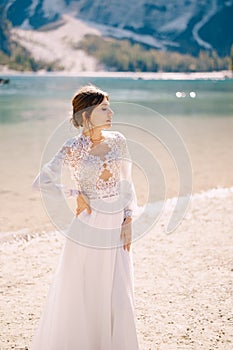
left=0, top=76, right=232, bottom=124
left=0, top=76, right=232, bottom=233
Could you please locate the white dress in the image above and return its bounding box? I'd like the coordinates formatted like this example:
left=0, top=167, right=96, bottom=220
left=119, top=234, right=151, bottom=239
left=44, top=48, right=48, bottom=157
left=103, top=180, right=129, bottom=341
left=30, top=130, right=140, bottom=350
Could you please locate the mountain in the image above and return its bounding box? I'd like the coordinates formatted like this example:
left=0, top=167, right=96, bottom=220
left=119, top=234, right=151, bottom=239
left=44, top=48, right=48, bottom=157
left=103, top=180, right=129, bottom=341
left=2, top=0, right=233, bottom=57
left=0, top=3, right=11, bottom=55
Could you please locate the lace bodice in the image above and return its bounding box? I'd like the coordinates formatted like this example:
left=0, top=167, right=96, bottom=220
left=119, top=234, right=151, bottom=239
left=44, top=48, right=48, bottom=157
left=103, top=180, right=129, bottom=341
left=32, top=130, right=138, bottom=219
left=64, top=131, right=123, bottom=199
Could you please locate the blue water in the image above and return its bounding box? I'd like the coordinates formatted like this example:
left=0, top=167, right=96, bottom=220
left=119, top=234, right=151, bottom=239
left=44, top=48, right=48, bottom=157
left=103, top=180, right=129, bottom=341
left=0, top=76, right=232, bottom=124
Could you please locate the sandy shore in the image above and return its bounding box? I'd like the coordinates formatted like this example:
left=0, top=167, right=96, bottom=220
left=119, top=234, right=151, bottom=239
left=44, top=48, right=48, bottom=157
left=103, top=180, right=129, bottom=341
left=1, top=187, right=233, bottom=349
left=1, top=117, right=233, bottom=348
left=0, top=70, right=232, bottom=348
left=1, top=113, right=233, bottom=236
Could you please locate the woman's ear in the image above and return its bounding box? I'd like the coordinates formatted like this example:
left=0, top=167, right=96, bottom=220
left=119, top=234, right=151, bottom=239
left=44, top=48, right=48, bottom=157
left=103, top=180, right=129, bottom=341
left=82, top=111, right=94, bottom=129
left=82, top=111, right=88, bottom=127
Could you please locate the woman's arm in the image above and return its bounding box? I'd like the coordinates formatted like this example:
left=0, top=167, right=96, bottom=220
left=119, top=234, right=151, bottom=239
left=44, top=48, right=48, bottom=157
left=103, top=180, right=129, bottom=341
left=120, top=134, right=139, bottom=251
left=120, top=134, right=138, bottom=221
left=32, top=139, right=80, bottom=198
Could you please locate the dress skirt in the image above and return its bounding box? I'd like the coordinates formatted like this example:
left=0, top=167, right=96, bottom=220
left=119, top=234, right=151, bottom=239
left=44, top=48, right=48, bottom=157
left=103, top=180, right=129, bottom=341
left=29, top=195, right=139, bottom=350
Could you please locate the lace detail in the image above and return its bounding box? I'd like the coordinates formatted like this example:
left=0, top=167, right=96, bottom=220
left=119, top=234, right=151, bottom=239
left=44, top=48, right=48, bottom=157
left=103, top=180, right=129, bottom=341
left=64, top=131, right=123, bottom=199
left=32, top=130, right=137, bottom=219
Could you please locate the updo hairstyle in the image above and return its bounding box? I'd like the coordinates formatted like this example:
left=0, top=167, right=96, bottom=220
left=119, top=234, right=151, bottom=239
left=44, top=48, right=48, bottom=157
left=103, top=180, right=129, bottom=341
left=70, top=84, right=109, bottom=129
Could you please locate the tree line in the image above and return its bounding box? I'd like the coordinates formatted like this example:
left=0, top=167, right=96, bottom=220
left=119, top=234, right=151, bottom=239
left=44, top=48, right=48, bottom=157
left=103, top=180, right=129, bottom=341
left=0, top=17, right=232, bottom=73
left=0, top=10, right=63, bottom=72
left=0, top=45, right=64, bottom=72
left=77, top=35, right=231, bottom=73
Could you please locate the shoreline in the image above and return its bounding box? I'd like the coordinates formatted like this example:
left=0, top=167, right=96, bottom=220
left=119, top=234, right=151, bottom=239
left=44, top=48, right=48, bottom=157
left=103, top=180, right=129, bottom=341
left=0, top=67, right=232, bottom=80
left=1, top=183, right=233, bottom=349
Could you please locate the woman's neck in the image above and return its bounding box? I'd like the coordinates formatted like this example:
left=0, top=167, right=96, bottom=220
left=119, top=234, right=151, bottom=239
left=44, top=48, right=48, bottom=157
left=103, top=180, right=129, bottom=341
left=82, top=127, right=104, bottom=142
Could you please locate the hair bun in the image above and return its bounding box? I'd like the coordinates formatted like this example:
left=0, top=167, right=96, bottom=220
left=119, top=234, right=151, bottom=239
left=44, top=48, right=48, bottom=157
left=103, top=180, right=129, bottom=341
left=70, top=84, right=109, bottom=130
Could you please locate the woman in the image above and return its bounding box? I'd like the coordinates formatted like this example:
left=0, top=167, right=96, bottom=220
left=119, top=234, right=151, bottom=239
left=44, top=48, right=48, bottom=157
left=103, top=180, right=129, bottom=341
left=30, top=84, right=140, bottom=350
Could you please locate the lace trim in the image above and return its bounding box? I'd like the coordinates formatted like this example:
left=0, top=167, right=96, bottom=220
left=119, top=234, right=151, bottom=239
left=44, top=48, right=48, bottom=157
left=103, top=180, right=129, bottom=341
left=61, top=131, right=133, bottom=207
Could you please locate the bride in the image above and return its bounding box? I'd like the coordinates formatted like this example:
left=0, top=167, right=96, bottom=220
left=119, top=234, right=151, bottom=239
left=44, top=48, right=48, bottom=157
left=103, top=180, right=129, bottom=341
left=29, top=84, right=140, bottom=350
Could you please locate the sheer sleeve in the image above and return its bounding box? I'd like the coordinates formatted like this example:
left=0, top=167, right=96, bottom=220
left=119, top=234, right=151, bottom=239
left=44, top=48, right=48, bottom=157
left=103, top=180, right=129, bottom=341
left=32, top=139, right=80, bottom=198
left=120, top=134, right=139, bottom=220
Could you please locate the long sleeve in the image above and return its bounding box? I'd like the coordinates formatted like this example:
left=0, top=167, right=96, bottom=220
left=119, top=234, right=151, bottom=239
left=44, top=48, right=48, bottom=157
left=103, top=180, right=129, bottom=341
left=120, top=134, right=139, bottom=220
left=32, top=139, right=80, bottom=198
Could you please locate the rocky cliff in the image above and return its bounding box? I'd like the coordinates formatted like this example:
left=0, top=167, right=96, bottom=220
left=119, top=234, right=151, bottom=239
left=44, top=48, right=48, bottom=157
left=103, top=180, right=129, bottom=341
left=2, top=0, right=233, bottom=56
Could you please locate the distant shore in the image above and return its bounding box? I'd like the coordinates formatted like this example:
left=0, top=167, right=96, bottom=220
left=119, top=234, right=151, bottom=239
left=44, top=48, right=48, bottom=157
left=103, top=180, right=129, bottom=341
left=0, top=66, right=232, bottom=80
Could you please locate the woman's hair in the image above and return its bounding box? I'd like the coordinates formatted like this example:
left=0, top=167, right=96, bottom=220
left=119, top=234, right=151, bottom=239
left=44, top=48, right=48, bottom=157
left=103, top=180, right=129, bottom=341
left=70, top=84, right=109, bottom=129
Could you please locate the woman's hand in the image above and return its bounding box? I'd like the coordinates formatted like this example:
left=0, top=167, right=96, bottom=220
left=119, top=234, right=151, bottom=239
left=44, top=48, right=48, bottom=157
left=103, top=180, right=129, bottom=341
left=76, top=193, right=92, bottom=216
left=120, top=217, right=132, bottom=251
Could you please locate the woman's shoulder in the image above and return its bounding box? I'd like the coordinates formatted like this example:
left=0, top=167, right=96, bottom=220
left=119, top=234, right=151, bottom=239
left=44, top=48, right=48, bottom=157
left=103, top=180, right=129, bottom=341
left=63, top=134, right=89, bottom=149
left=57, top=136, right=82, bottom=158
left=62, top=131, right=127, bottom=150
left=62, top=136, right=79, bottom=149
left=103, top=130, right=126, bottom=141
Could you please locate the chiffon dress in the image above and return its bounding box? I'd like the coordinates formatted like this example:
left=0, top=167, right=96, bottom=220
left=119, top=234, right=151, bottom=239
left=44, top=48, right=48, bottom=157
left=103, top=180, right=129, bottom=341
left=30, top=130, right=140, bottom=350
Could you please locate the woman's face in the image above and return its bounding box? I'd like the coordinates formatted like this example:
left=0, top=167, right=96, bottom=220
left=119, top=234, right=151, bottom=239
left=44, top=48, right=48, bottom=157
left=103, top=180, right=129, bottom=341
left=89, top=97, right=114, bottom=129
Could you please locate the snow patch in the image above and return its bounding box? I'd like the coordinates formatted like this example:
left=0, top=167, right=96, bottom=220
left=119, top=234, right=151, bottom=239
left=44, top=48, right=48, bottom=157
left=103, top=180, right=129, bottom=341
left=10, top=15, right=101, bottom=73
left=159, top=11, right=194, bottom=33
left=224, top=0, right=233, bottom=6
left=192, top=0, right=218, bottom=50
left=80, top=19, right=177, bottom=50
left=29, top=0, right=40, bottom=16
left=42, top=0, right=66, bottom=19
left=20, top=19, right=32, bottom=30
